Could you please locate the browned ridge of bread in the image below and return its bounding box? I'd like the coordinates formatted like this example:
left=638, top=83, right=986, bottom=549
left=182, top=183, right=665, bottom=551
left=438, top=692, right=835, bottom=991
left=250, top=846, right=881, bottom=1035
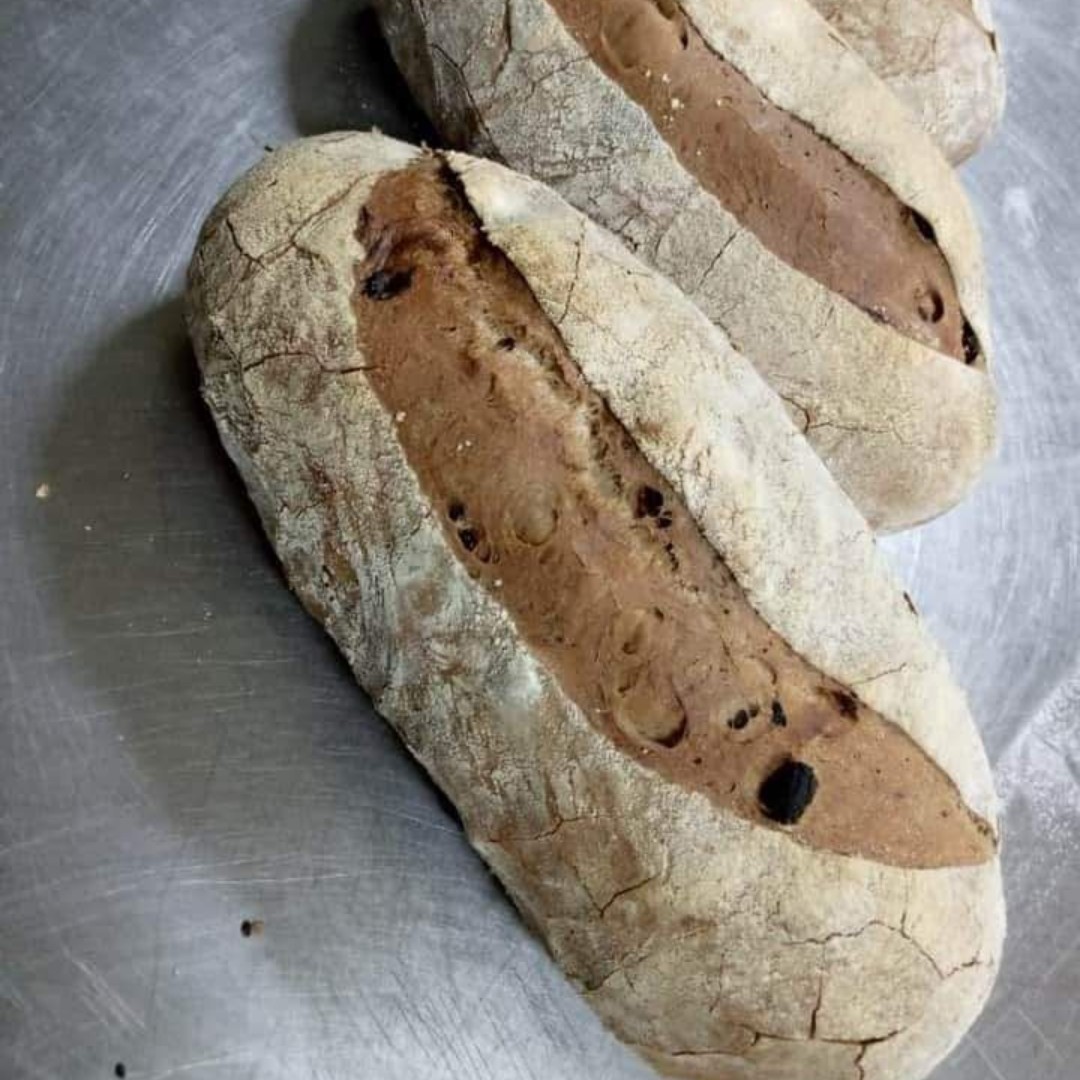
left=547, top=0, right=977, bottom=364
left=355, top=157, right=992, bottom=870
left=187, top=134, right=1005, bottom=1080
left=377, top=0, right=999, bottom=533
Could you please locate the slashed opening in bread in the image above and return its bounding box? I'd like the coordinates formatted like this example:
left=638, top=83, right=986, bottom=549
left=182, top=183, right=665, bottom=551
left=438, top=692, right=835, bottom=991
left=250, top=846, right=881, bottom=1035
left=545, top=0, right=982, bottom=366
left=352, top=154, right=994, bottom=869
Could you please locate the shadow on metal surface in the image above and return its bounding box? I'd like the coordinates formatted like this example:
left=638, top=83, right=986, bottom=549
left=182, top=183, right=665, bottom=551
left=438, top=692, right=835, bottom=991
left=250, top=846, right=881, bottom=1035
left=287, top=0, right=434, bottom=142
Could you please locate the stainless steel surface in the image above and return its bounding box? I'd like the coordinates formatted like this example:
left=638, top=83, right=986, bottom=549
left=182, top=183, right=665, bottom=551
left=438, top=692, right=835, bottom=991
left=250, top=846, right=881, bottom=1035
left=1, top=1, right=1077, bottom=1077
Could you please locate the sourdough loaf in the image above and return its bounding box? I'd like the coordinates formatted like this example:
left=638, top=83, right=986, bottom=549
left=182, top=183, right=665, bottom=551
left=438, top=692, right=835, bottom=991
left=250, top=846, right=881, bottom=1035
left=186, top=133, right=1005, bottom=1080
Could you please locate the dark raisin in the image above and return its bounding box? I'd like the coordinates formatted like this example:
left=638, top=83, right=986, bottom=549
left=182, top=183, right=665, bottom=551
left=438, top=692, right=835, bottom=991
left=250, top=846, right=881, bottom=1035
left=962, top=320, right=982, bottom=365
left=635, top=485, right=665, bottom=519
left=693, top=757, right=703, bottom=766
left=496, top=336, right=516, bottom=351
left=759, top=760, right=818, bottom=825
left=448, top=501, right=466, bottom=522
left=910, top=210, right=938, bottom=245
left=114, top=1067, right=126, bottom=1079
left=459, top=528, right=479, bottom=552
left=829, top=689, right=859, bottom=719
left=362, top=268, right=413, bottom=301
left=771, top=699, right=788, bottom=728
left=727, top=709, right=751, bottom=731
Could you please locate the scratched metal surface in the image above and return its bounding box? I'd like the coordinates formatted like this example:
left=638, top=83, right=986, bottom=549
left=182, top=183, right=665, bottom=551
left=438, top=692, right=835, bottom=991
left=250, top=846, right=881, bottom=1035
left=0, top=1, right=1077, bottom=1078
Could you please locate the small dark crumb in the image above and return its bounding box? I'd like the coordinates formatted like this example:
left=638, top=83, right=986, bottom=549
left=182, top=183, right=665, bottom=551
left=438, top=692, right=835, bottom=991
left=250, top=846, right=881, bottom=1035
left=748, top=704, right=760, bottom=719
left=727, top=709, right=751, bottom=731
left=657, top=512, right=674, bottom=529
left=114, top=1066, right=126, bottom=1079
left=448, top=500, right=466, bottom=522
left=496, top=336, right=516, bottom=351
left=759, top=760, right=818, bottom=825
left=829, top=689, right=859, bottom=719
left=240, top=918, right=264, bottom=938
left=362, top=268, right=414, bottom=301
left=910, top=209, right=938, bottom=245
left=962, top=320, right=982, bottom=365
left=693, top=757, right=703, bottom=766
left=635, top=485, right=665, bottom=519
left=459, top=528, right=479, bottom=552
left=771, top=699, right=788, bottom=728
left=263, top=144, right=276, bottom=153
left=903, top=591, right=918, bottom=616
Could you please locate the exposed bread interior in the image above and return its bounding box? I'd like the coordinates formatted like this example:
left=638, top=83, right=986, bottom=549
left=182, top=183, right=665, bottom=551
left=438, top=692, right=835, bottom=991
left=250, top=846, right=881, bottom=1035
left=547, top=0, right=981, bottom=364
left=353, top=156, right=995, bottom=869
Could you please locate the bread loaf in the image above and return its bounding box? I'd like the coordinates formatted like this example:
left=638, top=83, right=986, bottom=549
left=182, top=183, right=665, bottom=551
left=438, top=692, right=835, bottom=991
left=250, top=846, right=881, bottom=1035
left=807, top=0, right=1005, bottom=163
left=186, top=133, right=1005, bottom=1080
left=376, top=0, right=998, bottom=532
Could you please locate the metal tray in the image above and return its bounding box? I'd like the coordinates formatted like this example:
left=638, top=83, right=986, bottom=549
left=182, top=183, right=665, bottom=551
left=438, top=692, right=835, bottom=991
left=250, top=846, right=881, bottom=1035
left=1, top=2, right=1076, bottom=1077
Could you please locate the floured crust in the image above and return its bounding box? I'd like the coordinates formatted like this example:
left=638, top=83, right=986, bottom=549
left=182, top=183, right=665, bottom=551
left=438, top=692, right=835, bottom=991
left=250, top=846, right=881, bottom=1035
left=807, top=0, right=1005, bottom=164
left=376, top=0, right=999, bottom=532
left=186, top=133, right=1004, bottom=1080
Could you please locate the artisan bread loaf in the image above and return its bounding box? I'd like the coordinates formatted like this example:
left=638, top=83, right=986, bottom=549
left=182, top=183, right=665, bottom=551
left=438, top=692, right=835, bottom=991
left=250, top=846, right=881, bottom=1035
left=376, top=0, right=998, bottom=532
left=186, top=133, right=1005, bottom=1080
left=807, top=0, right=1005, bottom=163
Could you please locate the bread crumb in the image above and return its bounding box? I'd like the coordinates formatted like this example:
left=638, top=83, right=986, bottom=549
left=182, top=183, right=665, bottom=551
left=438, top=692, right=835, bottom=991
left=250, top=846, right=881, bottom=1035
left=35, top=483, right=51, bottom=500
left=83, top=524, right=93, bottom=532
left=395, top=411, right=406, bottom=423
left=493, top=579, right=503, bottom=588
left=671, top=98, right=683, bottom=111
left=464, top=439, right=473, bottom=448
left=661, top=73, right=670, bottom=84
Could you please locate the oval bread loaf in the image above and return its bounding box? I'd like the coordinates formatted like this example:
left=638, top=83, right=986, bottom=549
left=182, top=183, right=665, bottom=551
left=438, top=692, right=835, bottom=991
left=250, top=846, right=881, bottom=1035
left=186, top=133, right=1005, bottom=1080
left=376, top=0, right=998, bottom=533
left=807, top=0, right=1005, bottom=164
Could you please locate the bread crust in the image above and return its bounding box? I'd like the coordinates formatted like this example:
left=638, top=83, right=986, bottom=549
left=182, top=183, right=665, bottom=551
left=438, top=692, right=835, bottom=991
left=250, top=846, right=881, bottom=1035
left=376, top=0, right=998, bottom=532
left=186, top=133, right=1004, bottom=1080
left=807, top=0, right=1005, bottom=164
